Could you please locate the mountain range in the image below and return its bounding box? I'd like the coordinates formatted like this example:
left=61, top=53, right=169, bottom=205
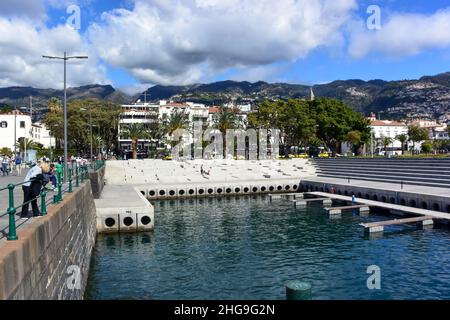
left=1, top=72, right=450, bottom=121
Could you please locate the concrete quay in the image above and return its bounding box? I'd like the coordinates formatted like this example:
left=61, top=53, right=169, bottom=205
left=95, top=185, right=154, bottom=233
left=105, top=158, right=316, bottom=200
left=301, top=176, right=450, bottom=215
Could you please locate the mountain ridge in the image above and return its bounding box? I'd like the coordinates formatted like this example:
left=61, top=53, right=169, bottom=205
left=1, top=71, right=450, bottom=121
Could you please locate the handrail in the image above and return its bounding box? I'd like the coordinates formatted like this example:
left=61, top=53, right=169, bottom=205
left=0, top=164, right=90, bottom=241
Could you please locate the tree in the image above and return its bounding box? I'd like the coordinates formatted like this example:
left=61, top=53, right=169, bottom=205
left=15, top=138, right=39, bottom=153
left=408, top=125, right=429, bottom=154
left=213, top=107, right=242, bottom=157
left=344, top=130, right=362, bottom=156
left=0, top=147, right=13, bottom=157
left=421, top=141, right=433, bottom=154
left=381, top=136, right=393, bottom=157
left=121, top=123, right=149, bottom=159
left=396, top=133, right=409, bottom=155
left=44, top=99, right=121, bottom=155
left=310, top=98, right=370, bottom=156
left=165, top=110, right=190, bottom=135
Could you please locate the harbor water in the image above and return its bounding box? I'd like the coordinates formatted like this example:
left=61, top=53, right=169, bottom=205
left=85, top=196, right=450, bottom=300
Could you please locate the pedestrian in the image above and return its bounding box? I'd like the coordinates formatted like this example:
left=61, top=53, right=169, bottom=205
left=0, top=155, right=3, bottom=176
left=15, top=154, right=23, bottom=176
left=20, top=162, right=49, bottom=218
left=2, top=155, right=9, bottom=176
left=46, top=163, right=57, bottom=191
left=200, top=164, right=204, bottom=175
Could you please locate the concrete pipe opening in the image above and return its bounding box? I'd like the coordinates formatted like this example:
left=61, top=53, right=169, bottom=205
left=421, top=202, right=428, bottom=209
left=382, top=196, right=387, bottom=203
left=140, top=191, right=145, bottom=196
left=400, top=199, right=406, bottom=205
left=179, top=190, right=185, bottom=196
left=169, top=190, right=176, bottom=196
left=286, top=185, right=291, bottom=191
left=189, top=189, right=195, bottom=195
left=372, top=195, right=378, bottom=201
left=123, top=217, right=134, bottom=226
left=365, top=194, right=370, bottom=199
left=390, top=197, right=396, bottom=204
left=293, top=185, right=298, bottom=190
left=357, top=192, right=362, bottom=198
left=269, top=186, right=275, bottom=192
left=208, top=188, right=214, bottom=194
left=149, top=190, right=156, bottom=196
left=277, top=186, right=283, bottom=191
left=217, top=188, right=223, bottom=194
left=198, top=189, right=205, bottom=195
left=432, top=203, right=440, bottom=211
left=252, top=187, right=258, bottom=193
left=105, top=217, right=116, bottom=227
left=244, top=187, right=250, bottom=193
left=410, top=200, right=417, bottom=207
left=261, top=186, right=267, bottom=192
left=141, top=216, right=151, bottom=225
left=159, top=190, right=166, bottom=196
left=226, top=188, right=232, bottom=193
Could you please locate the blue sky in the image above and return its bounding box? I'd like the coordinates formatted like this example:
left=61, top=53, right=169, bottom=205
left=1, top=0, right=450, bottom=93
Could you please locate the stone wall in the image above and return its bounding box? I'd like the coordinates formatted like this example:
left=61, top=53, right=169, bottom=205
left=0, top=181, right=97, bottom=300
left=89, top=165, right=105, bottom=199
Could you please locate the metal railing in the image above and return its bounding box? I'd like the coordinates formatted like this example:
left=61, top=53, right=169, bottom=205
left=90, top=160, right=105, bottom=172
left=0, top=164, right=90, bottom=241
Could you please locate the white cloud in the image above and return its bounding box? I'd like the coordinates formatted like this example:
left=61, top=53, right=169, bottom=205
left=88, top=0, right=358, bottom=85
left=349, top=8, right=450, bottom=59
left=0, top=17, right=108, bottom=88
left=0, top=0, right=46, bottom=21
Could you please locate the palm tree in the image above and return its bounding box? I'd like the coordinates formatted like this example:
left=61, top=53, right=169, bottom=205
left=121, top=123, right=149, bottom=159
left=213, top=107, right=242, bottom=157
left=396, top=133, right=408, bottom=155
left=165, top=111, right=190, bottom=135
left=15, top=138, right=39, bottom=153
left=381, top=136, right=393, bottom=157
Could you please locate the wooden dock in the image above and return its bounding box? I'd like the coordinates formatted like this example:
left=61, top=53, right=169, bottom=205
left=360, top=216, right=434, bottom=233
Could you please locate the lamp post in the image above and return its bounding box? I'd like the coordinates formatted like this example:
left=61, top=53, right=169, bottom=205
left=42, top=52, right=88, bottom=182
left=80, top=107, right=93, bottom=164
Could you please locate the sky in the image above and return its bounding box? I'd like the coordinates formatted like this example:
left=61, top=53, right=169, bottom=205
left=1, top=0, right=450, bottom=94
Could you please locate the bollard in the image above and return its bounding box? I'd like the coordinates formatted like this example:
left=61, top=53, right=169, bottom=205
left=76, top=166, right=80, bottom=187
left=41, top=189, right=47, bottom=216
left=7, top=184, right=18, bottom=241
left=68, top=168, right=73, bottom=193
left=285, top=281, right=312, bottom=300
left=57, top=171, right=63, bottom=202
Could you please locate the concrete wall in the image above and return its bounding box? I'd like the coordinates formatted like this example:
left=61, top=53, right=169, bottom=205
left=89, top=165, right=105, bottom=199
left=0, top=181, right=96, bottom=300
left=300, top=180, right=450, bottom=214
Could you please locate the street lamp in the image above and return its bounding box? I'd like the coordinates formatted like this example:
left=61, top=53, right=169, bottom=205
left=42, top=52, right=88, bottom=182
left=80, top=107, right=93, bottom=164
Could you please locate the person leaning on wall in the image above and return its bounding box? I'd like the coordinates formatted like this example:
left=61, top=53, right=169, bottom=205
left=20, top=161, right=50, bottom=218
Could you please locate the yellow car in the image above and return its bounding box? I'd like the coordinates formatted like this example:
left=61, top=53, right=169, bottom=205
left=318, top=152, right=330, bottom=158
left=297, top=154, right=309, bottom=159
left=163, top=155, right=173, bottom=160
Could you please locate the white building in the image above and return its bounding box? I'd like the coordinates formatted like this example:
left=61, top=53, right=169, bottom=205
left=370, top=119, right=409, bottom=155
left=0, top=111, right=32, bottom=152
left=31, top=122, right=56, bottom=148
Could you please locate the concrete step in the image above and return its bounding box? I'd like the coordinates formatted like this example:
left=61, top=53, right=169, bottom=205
left=316, top=174, right=450, bottom=189
left=316, top=168, right=450, bottom=180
